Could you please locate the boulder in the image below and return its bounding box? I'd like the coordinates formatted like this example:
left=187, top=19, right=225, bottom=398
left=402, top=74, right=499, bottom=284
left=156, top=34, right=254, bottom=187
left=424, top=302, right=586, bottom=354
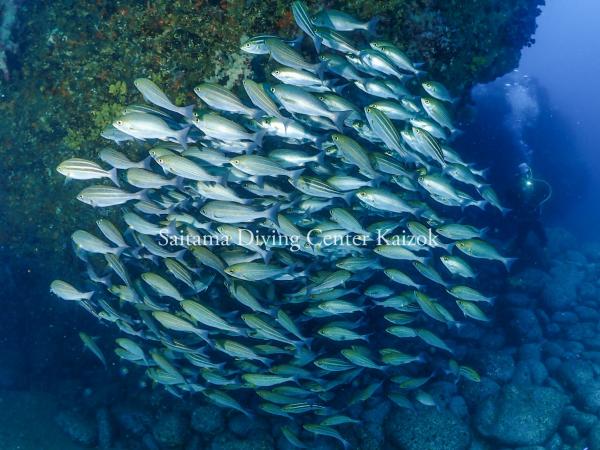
left=474, top=350, right=515, bottom=383
left=474, top=384, right=567, bottom=446
left=191, top=405, right=225, bottom=436
left=575, top=379, right=600, bottom=413
left=385, top=406, right=470, bottom=450
left=210, top=432, right=274, bottom=450
left=153, top=411, right=189, bottom=448
left=556, top=359, right=594, bottom=391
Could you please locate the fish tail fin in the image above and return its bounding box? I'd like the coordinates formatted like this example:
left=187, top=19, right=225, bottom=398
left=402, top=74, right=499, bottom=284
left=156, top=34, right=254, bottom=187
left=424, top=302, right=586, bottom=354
left=332, top=82, right=349, bottom=95
left=313, top=36, right=322, bottom=55
left=218, top=173, right=229, bottom=185
left=316, top=149, right=326, bottom=165
left=475, top=200, right=488, bottom=210
left=175, top=176, right=185, bottom=190
left=250, top=108, right=265, bottom=119
left=480, top=226, right=490, bottom=236
left=141, top=155, right=153, bottom=170
left=174, top=248, right=187, bottom=265
left=253, top=129, right=267, bottom=147
left=108, top=167, right=120, bottom=187
left=476, top=167, right=490, bottom=178
left=367, top=16, right=380, bottom=36
left=181, top=104, right=195, bottom=119
left=265, top=203, right=281, bottom=222
left=261, top=249, right=273, bottom=264
left=260, top=356, right=273, bottom=367
left=503, top=257, right=517, bottom=272
left=500, top=206, right=512, bottom=217
left=314, top=133, right=330, bottom=150
left=333, top=110, right=352, bottom=132
left=165, top=220, right=178, bottom=236
left=177, top=126, right=191, bottom=149
left=315, top=60, right=326, bottom=79
left=342, top=191, right=354, bottom=205
left=289, top=168, right=305, bottom=182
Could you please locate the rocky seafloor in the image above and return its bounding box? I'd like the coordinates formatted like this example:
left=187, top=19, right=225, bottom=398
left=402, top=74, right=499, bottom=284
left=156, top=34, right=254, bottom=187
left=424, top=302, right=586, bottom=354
left=1, top=227, right=595, bottom=450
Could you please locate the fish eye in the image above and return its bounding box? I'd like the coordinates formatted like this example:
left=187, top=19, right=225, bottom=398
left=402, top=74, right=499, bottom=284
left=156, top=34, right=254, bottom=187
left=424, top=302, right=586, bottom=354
left=232, top=159, right=239, bottom=164
left=333, top=135, right=339, bottom=141
left=270, top=88, right=276, bottom=93
left=116, top=120, right=123, bottom=126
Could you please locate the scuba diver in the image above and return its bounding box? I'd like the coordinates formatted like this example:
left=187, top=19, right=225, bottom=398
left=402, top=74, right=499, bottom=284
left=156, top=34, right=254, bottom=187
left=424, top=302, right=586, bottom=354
left=506, top=163, right=552, bottom=248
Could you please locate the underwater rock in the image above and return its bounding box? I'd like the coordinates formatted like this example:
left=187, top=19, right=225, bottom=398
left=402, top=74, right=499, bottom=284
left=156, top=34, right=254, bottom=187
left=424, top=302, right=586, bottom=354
left=512, top=359, right=548, bottom=386
left=542, top=341, right=565, bottom=359
left=356, top=401, right=390, bottom=450
left=561, top=424, right=579, bottom=445
left=428, top=381, right=459, bottom=410
left=509, top=268, right=550, bottom=296
left=190, top=404, right=225, bottom=436
left=562, top=405, right=598, bottom=434
left=209, top=432, right=274, bottom=450
left=227, top=413, right=267, bottom=438
left=55, top=409, right=98, bottom=447
left=384, top=406, right=470, bottom=450
left=556, top=360, right=594, bottom=391
left=113, top=403, right=153, bottom=436
left=551, top=311, right=578, bottom=324
left=574, top=305, right=600, bottom=322
left=509, top=307, right=543, bottom=341
left=504, top=291, right=535, bottom=308
left=96, top=407, right=113, bottom=449
left=541, top=264, right=583, bottom=310
left=518, top=343, right=542, bottom=361
left=474, top=349, right=515, bottom=383
left=544, top=356, right=562, bottom=374
left=461, top=376, right=500, bottom=409
left=587, top=422, right=600, bottom=450
left=574, top=379, right=600, bottom=414
left=449, top=395, right=469, bottom=419
left=185, top=435, right=203, bottom=450
left=152, top=411, right=189, bottom=448
left=474, top=384, right=567, bottom=446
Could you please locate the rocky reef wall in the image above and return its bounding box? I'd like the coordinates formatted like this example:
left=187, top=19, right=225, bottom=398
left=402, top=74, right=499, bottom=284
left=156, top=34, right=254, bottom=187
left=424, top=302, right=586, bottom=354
left=0, top=0, right=543, bottom=269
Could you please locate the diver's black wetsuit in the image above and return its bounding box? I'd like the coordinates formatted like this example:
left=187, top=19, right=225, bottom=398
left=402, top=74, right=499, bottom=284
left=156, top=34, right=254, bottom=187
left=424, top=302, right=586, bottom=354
left=506, top=176, right=551, bottom=247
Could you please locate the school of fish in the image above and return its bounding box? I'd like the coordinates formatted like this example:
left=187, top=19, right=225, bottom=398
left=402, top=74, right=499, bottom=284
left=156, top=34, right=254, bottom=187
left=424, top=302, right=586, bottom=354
left=51, top=2, right=515, bottom=448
